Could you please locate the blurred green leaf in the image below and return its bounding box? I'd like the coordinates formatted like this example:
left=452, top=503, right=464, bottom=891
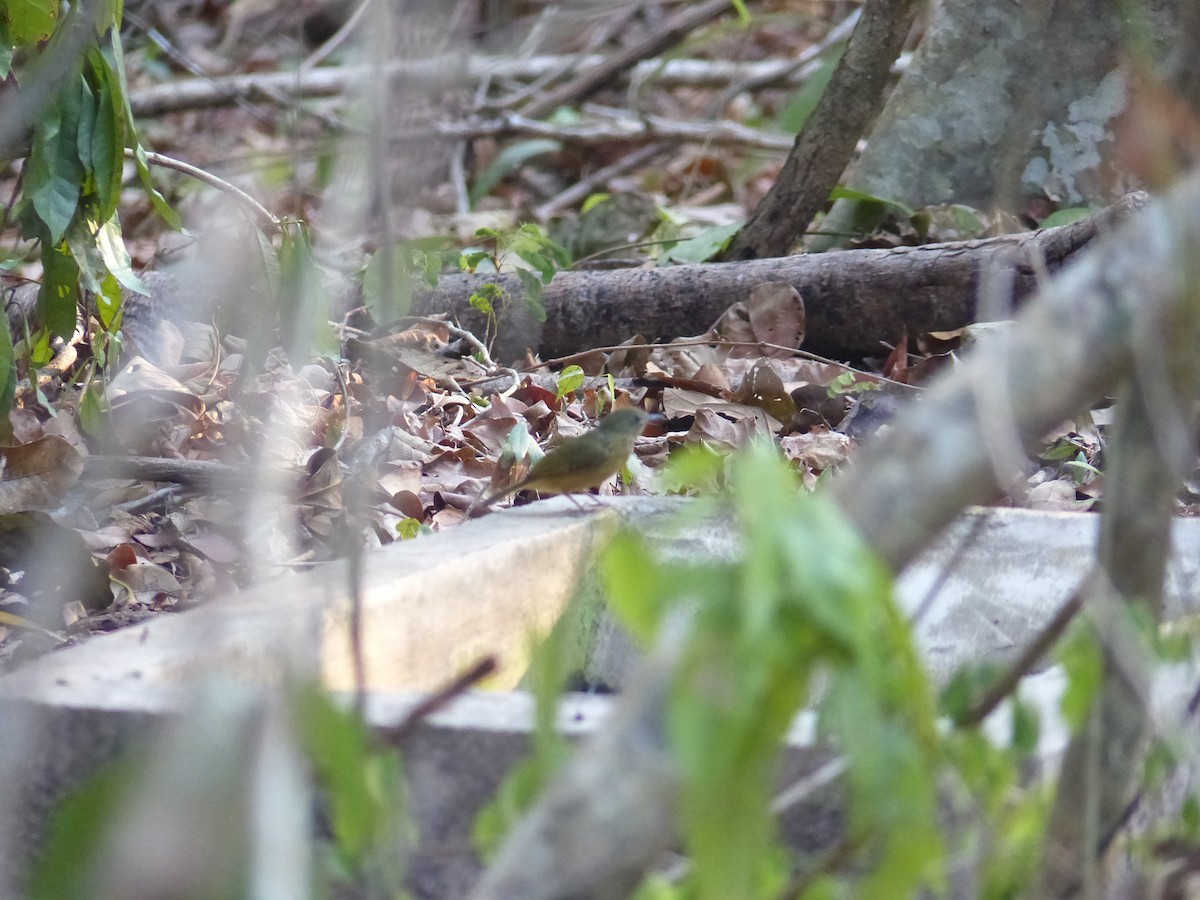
left=0, top=303, right=14, bottom=418
left=94, top=212, right=148, bottom=295
left=28, top=758, right=132, bottom=900
left=38, top=237, right=79, bottom=339
left=293, top=687, right=404, bottom=871
left=1057, top=625, right=1103, bottom=729
left=555, top=364, right=584, bottom=400
left=87, top=49, right=123, bottom=220
left=773, top=44, right=843, bottom=134
left=4, top=0, right=59, bottom=45
left=602, top=445, right=945, bottom=898
left=27, top=87, right=83, bottom=243
left=109, top=31, right=182, bottom=230
left=279, top=223, right=335, bottom=363
left=470, top=139, right=561, bottom=206
left=1039, top=207, right=1091, bottom=228
left=726, top=0, right=750, bottom=25
left=515, top=268, right=547, bottom=322
left=580, top=192, right=610, bottom=214
left=661, top=222, right=742, bottom=264
left=77, top=372, right=108, bottom=434
left=829, top=185, right=914, bottom=219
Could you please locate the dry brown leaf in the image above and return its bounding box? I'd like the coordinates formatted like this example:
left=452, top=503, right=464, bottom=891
left=730, top=359, right=797, bottom=423
left=179, top=531, right=241, bottom=565
left=713, top=281, right=806, bottom=356
left=606, top=335, right=652, bottom=375
left=661, top=388, right=723, bottom=419
left=692, top=362, right=732, bottom=393
left=378, top=461, right=423, bottom=496
left=0, top=436, right=85, bottom=512
left=1027, top=479, right=1084, bottom=511
left=780, top=431, right=853, bottom=472
left=746, top=282, right=806, bottom=353
left=115, top=560, right=183, bottom=597
left=688, top=405, right=776, bottom=451
left=9, top=409, right=42, bottom=444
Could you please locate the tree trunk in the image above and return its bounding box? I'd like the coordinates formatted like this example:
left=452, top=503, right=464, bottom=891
left=809, top=0, right=1189, bottom=250
left=720, top=0, right=919, bottom=260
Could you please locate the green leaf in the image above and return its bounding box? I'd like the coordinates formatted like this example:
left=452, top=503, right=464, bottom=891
left=1039, top=207, right=1092, bottom=228
left=661, top=222, right=742, bottom=264
left=38, top=237, right=80, bottom=339
left=459, top=249, right=491, bottom=271
left=279, top=223, right=334, bottom=364
left=66, top=220, right=104, bottom=293
left=500, top=417, right=539, bottom=462
left=87, top=49, right=123, bottom=220
left=94, top=212, right=148, bottom=295
left=0, top=300, right=15, bottom=418
left=27, top=93, right=82, bottom=243
left=1057, top=625, right=1104, bottom=729
left=469, top=139, right=561, bottom=207
left=829, top=185, right=914, bottom=219
left=555, top=364, right=584, bottom=401
left=27, top=327, right=52, bottom=366
left=73, top=73, right=96, bottom=175
left=4, top=0, right=59, bottom=45
left=773, top=44, right=843, bottom=134
left=469, top=282, right=503, bottom=316
left=515, top=268, right=548, bottom=323
left=395, top=517, right=424, bottom=539
left=109, top=31, right=182, bottom=230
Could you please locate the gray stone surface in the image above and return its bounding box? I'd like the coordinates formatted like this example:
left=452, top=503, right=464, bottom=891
left=2, top=502, right=1199, bottom=895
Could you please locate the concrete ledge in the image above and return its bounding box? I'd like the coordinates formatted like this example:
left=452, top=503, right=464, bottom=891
left=2, top=503, right=1200, bottom=895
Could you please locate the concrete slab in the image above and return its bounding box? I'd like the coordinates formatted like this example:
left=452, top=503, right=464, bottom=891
left=2, top=501, right=1199, bottom=896
left=0, top=497, right=636, bottom=708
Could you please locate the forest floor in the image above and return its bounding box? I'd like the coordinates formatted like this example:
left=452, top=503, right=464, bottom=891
left=0, top=0, right=1121, bottom=667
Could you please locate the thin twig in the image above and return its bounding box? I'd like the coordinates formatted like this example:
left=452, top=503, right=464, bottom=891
left=519, top=0, right=736, bottom=120
left=534, top=143, right=666, bottom=220
left=528, top=338, right=920, bottom=392
left=136, top=149, right=281, bottom=229
left=375, top=656, right=499, bottom=745
left=958, top=577, right=1090, bottom=728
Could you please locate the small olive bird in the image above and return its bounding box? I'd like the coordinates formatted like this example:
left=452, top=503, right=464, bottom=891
left=471, top=407, right=649, bottom=512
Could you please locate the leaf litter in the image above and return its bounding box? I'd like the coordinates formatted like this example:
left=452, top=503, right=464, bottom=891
left=0, top=2, right=1131, bottom=664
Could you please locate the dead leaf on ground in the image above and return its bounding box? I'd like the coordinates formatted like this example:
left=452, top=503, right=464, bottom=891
left=688, top=405, right=777, bottom=451
left=1027, top=479, right=1085, bottom=511
left=780, top=430, right=853, bottom=473
left=730, top=359, right=797, bottom=423
left=713, top=281, right=806, bottom=356
left=606, top=335, right=651, bottom=374
left=0, top=436, right=85, bottom=512
left=112, top=560, right=183, bottom=605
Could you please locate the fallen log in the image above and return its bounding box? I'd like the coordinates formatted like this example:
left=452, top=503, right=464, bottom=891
left=412, top=194, right=1145, bottom=362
